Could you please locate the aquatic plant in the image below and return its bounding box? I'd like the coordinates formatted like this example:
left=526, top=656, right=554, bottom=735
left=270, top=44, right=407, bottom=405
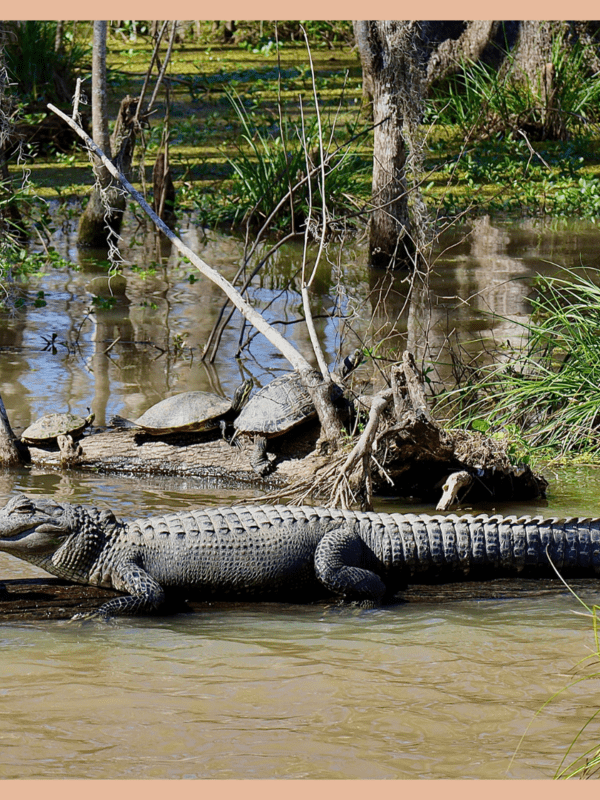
left=3, top=22, right=89, bottom=108
left=193, top=90, right=370, bottom=234
left=428, top=35, right=600, bottom=140
left=437, top=267, right=600, bottom=463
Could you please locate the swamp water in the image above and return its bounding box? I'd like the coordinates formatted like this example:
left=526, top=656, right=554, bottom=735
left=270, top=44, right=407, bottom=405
left=2, top=212, right=600, bottom=778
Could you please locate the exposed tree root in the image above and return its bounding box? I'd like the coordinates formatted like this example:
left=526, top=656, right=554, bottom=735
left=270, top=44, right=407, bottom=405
left=264, top=351, right=547, bottom=511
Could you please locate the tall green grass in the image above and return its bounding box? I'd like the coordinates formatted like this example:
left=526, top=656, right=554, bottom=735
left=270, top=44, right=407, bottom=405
left=428, top=35, right=600, bottom=140
left=3, top=21, right=89, bottom=107
left=194, top=91, right=370, bottom=233
left=438, top=267, right=600, bottom=463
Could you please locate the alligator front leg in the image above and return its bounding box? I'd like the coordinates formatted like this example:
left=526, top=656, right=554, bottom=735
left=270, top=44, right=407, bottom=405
left=73, top=562, right=166, bottom=620
left=314, top=525, right=386, bottom=605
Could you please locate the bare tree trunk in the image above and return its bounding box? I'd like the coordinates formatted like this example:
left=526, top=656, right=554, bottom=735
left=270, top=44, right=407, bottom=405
left=352, top=21, right=374, bottom=103
left=54, top=20, right=64, bottom=53
left=354, top=21, right=427, bottom=270
left=508, top=20, right=569, bottom=140
left=0, top=394, right=22, bottom=467
left=152, top=149, right=176, bottom=226
left=77, top=21, right=127, bottom=248
left=425, top=21, right=502, bottom=86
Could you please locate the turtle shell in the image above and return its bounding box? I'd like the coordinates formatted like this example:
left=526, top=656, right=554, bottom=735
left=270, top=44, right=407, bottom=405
left=132, top=391, right=235, bottom=434
left=233, top=373, right=317, bottom=437
left=21, top=412, right=93, bottom=444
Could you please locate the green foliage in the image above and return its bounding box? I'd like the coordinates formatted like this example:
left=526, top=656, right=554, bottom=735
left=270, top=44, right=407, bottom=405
left=191, top=91, right=370, bottom=232
left=425, top=33, right=600, bottom=218
left=3, top=22, right=89, bottom=107
left=428, top=133, right=600, bottom=219
left=428, top=35, right=600, bottom=140
left=0, top=244, right=75, bottom=310
left=226, top=21, right=355, bottom=49
left=438, top=268, right=600, bottom=463
left=91, top=295, right=117, bottom=310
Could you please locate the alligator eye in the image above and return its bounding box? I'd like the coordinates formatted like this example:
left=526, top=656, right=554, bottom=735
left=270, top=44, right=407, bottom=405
left=12, top=498, right=34, bottom=515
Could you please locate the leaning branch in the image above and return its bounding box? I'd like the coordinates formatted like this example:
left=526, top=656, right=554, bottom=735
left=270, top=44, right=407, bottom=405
left=47, top=103, right=311, bottom=375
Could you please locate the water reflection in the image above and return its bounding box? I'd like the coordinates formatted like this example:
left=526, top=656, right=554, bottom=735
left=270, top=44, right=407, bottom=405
left=0, top=595, right=596, bottom=779
left=2, top=213, right=600, bottom=778
left=3, top=210, right=599, bottom=432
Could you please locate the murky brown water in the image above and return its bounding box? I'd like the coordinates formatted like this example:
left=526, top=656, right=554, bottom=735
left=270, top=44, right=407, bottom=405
left=2, top=212, right=600, bottom=778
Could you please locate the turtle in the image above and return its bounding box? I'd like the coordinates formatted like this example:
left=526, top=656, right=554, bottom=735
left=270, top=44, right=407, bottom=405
left=110, top=379, right=253, bottom=437
left=21, top=411, right=95, bottom=445
left=232, top=349, right=363, bottom=476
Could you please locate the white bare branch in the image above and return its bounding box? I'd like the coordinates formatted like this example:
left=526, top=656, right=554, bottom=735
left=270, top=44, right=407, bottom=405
left=47, top=102, right=311, bottom=374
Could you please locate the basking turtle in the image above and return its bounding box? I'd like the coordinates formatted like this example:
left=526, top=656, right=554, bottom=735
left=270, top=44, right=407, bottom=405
left=233, top=349, right=362, bottom=476
left=111, top=379, right=253, bottom=437
left=21, top=412, right=95, bottom=445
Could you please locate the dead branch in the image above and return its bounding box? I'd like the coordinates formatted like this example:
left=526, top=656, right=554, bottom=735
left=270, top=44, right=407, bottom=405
left=48, top=102, right=350, bottom=446
left=436, top=470, right=473, bottom=511
left=330, top=387, right=393, bottom=509
left=48, top=102, right=310, bottom=374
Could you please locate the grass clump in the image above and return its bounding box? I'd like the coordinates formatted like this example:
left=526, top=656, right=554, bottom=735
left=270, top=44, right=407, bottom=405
left=3, top=21, right=89, bottom=109
left=424, top=34, right=600, bottom=219
left=437, top=267, right=600, bottom=464
left=190, top=91, right=371, bottom=233
left=428, top=35, right=600, bottom=141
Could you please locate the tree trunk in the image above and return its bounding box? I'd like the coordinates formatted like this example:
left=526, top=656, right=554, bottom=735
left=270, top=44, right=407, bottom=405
left=0, top=395, right=23, bottom=467
left=152, top=148, right=176, bottom=226
left=425, top=21, right=504, bottom=86
left=54, top=20, right=64, bottom=53
left=77, top=21, right=126, bottom=249
left=354, top=21, right=427, bottom=270
left=508, top=20, right=569, bottom=140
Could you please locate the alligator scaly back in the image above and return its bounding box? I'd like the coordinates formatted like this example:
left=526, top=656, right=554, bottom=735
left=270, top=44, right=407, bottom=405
left=0, top=495, right=599, bottom=618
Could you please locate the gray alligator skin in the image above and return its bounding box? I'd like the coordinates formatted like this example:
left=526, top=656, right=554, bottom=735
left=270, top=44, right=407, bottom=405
left=0, top=493, right=598, bottom=618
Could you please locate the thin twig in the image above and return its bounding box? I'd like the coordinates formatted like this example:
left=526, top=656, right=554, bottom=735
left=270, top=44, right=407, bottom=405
left=47, top=102, right=312, bottom=374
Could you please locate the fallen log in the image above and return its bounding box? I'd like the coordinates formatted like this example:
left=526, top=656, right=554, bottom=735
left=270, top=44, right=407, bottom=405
left=0, top=349, right=547, bottom=508
left=14, top=409, right=546, bottom=508
left=23, top=428, right=275, bottom=485
left=0, top=576, right=590, bottom=622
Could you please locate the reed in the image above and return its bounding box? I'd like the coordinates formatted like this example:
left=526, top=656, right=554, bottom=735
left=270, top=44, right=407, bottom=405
left=438, top=267, right=600, bottom=463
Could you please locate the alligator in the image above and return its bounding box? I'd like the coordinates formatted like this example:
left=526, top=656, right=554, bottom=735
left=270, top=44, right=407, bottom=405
left=0, top=493, right=599, bottom=619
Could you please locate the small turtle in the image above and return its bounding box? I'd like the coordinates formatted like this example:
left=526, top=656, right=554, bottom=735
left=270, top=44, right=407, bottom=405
left=21, top=412, right=95, bottom=445
left=233, top=349, right=363, bottom=476
left=111, top=379, right=253, bottom=436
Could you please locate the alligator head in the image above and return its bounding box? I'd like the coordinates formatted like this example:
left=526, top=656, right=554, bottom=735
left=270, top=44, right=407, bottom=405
left=0, top=493, right=77, bottom=557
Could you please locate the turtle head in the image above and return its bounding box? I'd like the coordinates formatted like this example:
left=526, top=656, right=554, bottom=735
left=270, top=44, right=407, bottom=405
left=341, top=348, right=364, bottom=378
left=232, top=378, right=253, bottom=412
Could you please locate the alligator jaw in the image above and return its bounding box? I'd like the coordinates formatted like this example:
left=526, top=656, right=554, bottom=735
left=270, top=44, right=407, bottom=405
left=0, top=494, right=70, bottom=554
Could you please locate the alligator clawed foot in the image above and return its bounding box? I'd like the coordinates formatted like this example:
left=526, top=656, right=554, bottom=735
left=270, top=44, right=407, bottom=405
left=70, top=610, right=113, bottom=624
left=334, top=597, right=378, bottom=610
